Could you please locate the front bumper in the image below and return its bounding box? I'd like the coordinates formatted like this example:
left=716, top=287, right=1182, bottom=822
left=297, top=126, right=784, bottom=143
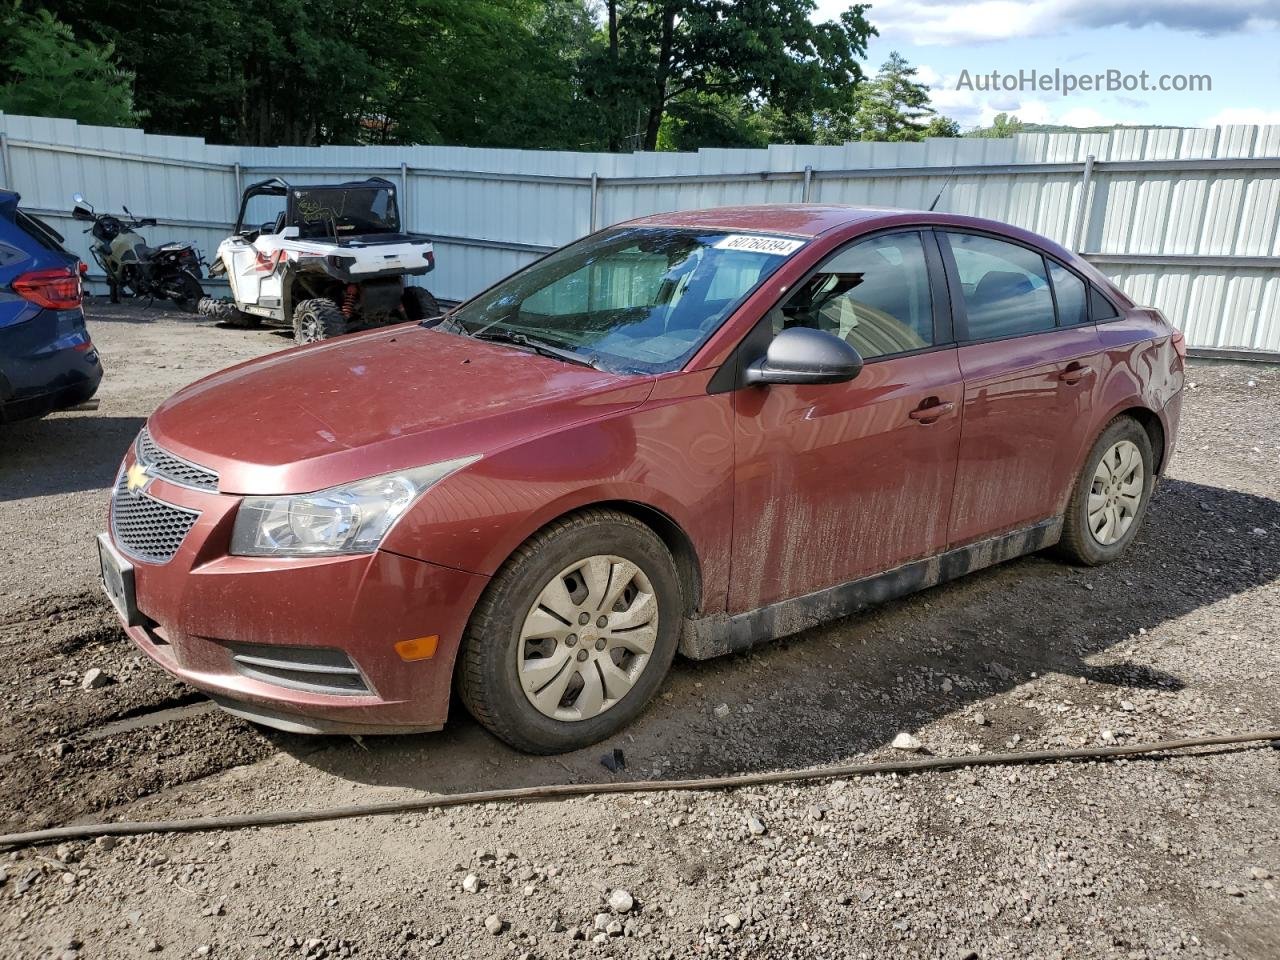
left=104, top=453, right=489, bottom=733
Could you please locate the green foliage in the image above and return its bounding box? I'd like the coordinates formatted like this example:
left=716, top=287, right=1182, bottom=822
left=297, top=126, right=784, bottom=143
left=0, top=3, right=138, bottom=127
left=587, top=0, right=878, bottom=151
left=21, top=1, right=959, bottom=151
left=815, top=51, right=955, bottom=144
left=966, top=112, right=1026, bottom=139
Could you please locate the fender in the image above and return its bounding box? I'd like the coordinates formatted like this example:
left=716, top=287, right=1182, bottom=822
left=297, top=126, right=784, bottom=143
left=381, top=379, right=737, bottom=615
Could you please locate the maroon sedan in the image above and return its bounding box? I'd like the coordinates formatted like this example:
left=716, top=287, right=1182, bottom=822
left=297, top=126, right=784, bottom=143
left=98, top=205, right=1184, bottom=752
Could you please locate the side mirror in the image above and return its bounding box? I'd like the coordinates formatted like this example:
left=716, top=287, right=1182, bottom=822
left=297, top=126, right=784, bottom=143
left=743, top=326, right=864, bottom=387
left=71, top=204, right=95, bottom=221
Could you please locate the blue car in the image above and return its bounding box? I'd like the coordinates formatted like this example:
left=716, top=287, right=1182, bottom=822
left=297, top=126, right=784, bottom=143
left=0, top=189, right=103, bottom=423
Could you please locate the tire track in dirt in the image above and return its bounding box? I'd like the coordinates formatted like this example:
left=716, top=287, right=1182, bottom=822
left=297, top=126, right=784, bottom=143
left=0, top=591, right=275, bottom=831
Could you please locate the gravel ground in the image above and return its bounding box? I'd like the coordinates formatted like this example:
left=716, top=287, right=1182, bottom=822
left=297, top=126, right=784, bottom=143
left=1, top=304, right=1278, bottom=959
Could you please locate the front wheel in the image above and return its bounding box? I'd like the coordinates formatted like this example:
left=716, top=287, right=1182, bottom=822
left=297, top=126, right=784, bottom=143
left=456, top=510, right=681, bottom=754
left=1055, top=416, right=1155, bottom=565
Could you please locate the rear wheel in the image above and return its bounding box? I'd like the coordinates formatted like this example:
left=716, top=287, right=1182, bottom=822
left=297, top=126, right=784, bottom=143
left=169, top=269, right=204, bottom=312
left=402, top=285, right=440, bottom=322
left=292, top=298, right=347, bottom=344
left=456, top=510, right=681, bottom=754
left=198, top=297, right=261, bottom=328
left=1056, top=416, right=1155, bottom=565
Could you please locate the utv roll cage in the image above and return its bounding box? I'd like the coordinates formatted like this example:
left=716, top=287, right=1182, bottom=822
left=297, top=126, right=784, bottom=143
left=232, top=176, right=402, bottom=240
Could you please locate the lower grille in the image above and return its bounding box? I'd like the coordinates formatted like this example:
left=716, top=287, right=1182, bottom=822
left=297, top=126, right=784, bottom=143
left=110, top=473, right=199, bottom=564
left=226, top=642, right=371, bottom=696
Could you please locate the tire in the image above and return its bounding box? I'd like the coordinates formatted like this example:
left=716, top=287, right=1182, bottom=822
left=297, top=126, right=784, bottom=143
left=292, top=298, right=347, bottom=344
left=456, top=509, right=682, bottom=754
left=402, top=285, right=440, bottom=322
left=169, top=269, right=205, bottom=313
left=1055, top=416, right=1155, bottom=566
left=198, top=296, right=261, bottom=329
left=108, top=278, right=120, bottom=305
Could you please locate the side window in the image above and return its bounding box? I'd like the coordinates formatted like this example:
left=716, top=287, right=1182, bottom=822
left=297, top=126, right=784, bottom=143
left=1090, top=285, right=1120, bottom=322
left=945, top=232, right=1055, bottom=340
left=772, top=232, right=934, bottom=360
left=1048, top=261, right=1088, bottom=325
left=241, top=194, right=286, bottom=235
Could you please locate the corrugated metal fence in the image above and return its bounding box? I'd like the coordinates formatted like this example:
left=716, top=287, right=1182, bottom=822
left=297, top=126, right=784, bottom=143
left=2, top=112, right=1278, bottom=355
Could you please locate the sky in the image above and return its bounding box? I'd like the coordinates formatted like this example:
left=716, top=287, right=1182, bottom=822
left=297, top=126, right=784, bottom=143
left=811, top=0, right=1280, bottom=129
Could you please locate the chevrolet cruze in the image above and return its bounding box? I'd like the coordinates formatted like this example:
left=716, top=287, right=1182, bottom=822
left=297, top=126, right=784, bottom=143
left=99, top=205, right=1184, bottom=753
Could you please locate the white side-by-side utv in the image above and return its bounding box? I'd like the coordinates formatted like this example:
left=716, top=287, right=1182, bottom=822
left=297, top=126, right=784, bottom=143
left=200, top=177, right=440, bottom=342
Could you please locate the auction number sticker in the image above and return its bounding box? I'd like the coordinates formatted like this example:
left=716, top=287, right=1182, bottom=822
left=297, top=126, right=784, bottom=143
left=712, top=234, right=806, bottom=256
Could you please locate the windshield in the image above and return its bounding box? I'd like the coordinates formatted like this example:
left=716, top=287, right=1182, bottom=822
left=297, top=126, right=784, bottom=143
left=446, top=226, right=804, bottom=374
left=290, top=185, right=399, bottom=238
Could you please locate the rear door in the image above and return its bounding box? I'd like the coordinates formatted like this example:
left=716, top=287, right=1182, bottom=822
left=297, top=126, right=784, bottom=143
left=941, top=231, right=1104, bottom=544
left=729, top=229, right=963, bottom=611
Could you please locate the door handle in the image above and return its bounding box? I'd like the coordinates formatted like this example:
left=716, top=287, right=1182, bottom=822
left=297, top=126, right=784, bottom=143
left=908, top=400, right=954, bottom=423
left=1059, top=362, right=1091, bottom=385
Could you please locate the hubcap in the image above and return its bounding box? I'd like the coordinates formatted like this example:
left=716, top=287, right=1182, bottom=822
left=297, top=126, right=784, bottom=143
left=1088, top=440, right=1144, bottom=546
left=517, top=555, right=658, bottom=722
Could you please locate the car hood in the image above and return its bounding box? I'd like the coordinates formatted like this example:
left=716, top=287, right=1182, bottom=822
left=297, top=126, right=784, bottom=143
left=147, top=325, right=654, bottom=495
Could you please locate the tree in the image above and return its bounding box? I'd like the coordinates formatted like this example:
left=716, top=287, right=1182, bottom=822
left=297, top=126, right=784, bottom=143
left=51, top=0, right=602, bottom=147
left=816, top=51, right=953, bottom=143
left=0, top=3, right=137, bottom=127
left=966, top=112, right=1025, bottom=139
left=586, top=1, right=877, bottom=152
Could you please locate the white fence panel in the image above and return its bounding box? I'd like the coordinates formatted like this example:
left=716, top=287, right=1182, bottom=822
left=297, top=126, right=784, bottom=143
left=1, top=112, right=1278, bottom=355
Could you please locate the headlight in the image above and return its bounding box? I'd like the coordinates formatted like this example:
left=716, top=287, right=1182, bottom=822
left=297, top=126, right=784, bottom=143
left=229, top=456, right=477, bottom=557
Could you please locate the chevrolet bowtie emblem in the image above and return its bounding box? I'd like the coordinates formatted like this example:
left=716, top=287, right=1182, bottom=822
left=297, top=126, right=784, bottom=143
left=125, top=462, right=149, bottom=495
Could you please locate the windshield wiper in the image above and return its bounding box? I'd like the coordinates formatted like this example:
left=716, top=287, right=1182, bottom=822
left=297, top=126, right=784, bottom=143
left=471, top=329, right=601, bottom=370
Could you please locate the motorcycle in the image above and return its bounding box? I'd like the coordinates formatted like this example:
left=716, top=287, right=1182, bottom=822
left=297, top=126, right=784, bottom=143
left=70, top=194, right=205, bottom=311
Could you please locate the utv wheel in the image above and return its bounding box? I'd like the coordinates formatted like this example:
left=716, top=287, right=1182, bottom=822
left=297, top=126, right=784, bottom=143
left=402, top=285, right=441, bottom=322
left=292, top=298, right=347, bottom=343
left=198, top=296, right=260, bottom=328
left=457, top=510, right=681, bottom=754
left=1056, top=416, right=1155, bottom=566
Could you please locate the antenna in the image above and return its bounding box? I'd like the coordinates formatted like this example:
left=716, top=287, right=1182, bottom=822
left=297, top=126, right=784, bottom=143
left=928, top=170, right=956, bottom=212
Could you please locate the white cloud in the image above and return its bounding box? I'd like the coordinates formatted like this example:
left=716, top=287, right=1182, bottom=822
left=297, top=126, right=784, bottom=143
left=830, top=0, right=1280, bottom=46
left=919, top=65, right=1128, bottom=128
left=1201, top=106, right=1280, bottom=126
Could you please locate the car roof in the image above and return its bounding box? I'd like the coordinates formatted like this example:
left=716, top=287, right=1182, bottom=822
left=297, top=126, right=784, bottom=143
left=625, top=203, right=1043, bottom=239
left=622, top=203, right=1080, bottom=262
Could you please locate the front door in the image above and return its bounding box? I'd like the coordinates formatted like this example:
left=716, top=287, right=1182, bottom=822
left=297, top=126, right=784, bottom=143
left=940, top=230, right=1105, bottom=544
left=729, top=230, right=963, bottom=612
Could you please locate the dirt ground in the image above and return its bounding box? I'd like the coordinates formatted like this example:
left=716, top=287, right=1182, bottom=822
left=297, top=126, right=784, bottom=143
left=1, top=302, right=1278, bottom=959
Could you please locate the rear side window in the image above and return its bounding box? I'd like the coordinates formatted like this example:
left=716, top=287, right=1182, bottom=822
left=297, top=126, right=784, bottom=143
left=772, top=231, right=934, bottom=360
left=1090, top=286, right=1120, bottom=321
left=945, top=232, right=1055, bottom=341
left=1048, top=261, right=1088, bottom=325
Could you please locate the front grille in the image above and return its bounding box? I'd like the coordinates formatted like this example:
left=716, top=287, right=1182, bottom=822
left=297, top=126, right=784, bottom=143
left=136, top=429, right=219, bottom=491
left=225, top=642, right=371, bottom=696
left=110, top=472, right=200, bottom=564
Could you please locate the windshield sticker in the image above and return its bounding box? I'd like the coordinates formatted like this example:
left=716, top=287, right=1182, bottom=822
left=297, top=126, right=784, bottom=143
left=712, top=234, right=805, bottom=256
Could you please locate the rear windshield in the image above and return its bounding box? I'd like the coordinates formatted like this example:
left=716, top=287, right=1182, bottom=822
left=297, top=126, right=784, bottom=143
left=290, top=185, right=399, bottom=238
